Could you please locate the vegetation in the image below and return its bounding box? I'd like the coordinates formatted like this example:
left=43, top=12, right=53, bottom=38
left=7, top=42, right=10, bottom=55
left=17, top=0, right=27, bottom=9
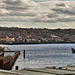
left=0, top=27, right=75, bottom=35
left=0, top=26, right=75, bottom=35
left=11, top=41, right=75, bottom=44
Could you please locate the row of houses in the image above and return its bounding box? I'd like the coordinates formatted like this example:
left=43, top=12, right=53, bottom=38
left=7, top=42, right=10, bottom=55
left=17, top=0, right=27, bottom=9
left=70, top=37, right=75, bottom=42
left=0, top=36, right=22, bottom=43
left=0, top=30, right=75, bottom=43
left=0, top=35, right=63, bottom=43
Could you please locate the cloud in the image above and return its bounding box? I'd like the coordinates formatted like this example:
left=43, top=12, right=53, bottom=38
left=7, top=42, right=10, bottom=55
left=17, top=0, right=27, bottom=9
left=56, top=3, right=66, bottom=7
left=3, top=0, right=32, bottom=6
left=52, top=7, right=75, bottom=15
left=0, top=9, right=9, bottom=15
left=57, top=17, right=75, bottom=22
left=47, top=13, right=58, bottom=18
left=0, top=0, right=75, bottom=29
left=2, top=0, right=36, bottom=11
left=0, top=0, right=36, bottom=16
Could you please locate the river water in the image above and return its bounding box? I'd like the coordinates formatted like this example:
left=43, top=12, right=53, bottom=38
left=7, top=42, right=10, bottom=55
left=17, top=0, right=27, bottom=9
left=0, top=43, right=75, bottom=70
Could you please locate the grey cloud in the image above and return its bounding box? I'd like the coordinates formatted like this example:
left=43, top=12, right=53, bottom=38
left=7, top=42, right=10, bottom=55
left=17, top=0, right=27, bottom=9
left=4, top=6, right=29, bottom=11
left=52, top=7, right=75, bottom=15
left=57, top=18, right=75, bottom=22
left=9, top=11, right=37, bottom=16
left=43, top=20, right=56, bottom=23
left=56, top=3, right=66, bottom=7
left=3, top=0, right=35, bottom=7
left=0, top=0, right=75, bottom=24
left=0, top=0, right=35, bottom=16
left=3, top=0, right=21, bottom=5
left=0, top=9, right=9, bottom=16
left=2, top=0, right=30, bottom=10
left=29, top=16, right=56, bottom=23
left=3, top=0, right=30, bottom=6
left=47, top=13, right=58, bottom=18
left=0, top=17, right=26, bottom=22
left=30, top=19, right=56, bottom=23
left=29, top=17, right=42, bottom=22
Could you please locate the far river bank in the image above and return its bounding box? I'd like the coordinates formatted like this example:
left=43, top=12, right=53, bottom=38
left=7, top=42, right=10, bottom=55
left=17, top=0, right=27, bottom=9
left=0, top=41, right=75, bottom=45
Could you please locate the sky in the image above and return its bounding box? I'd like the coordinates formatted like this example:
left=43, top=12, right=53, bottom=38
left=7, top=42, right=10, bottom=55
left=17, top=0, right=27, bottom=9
left=0, top=0, right=75, bottom=29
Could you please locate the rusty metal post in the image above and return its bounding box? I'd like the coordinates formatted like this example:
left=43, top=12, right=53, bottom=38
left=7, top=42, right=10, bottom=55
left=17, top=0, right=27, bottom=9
left=23, top=50, right=25, bottom=59
left=15, top=66, right=18, bottom=70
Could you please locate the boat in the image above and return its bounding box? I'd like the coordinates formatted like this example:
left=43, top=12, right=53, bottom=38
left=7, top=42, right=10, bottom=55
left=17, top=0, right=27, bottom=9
left=72, top=48, right=75, bottom=53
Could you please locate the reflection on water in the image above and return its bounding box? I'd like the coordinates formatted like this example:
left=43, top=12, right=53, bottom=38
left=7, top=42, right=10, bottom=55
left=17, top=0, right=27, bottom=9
left=0, top=43, right=75, bottom=70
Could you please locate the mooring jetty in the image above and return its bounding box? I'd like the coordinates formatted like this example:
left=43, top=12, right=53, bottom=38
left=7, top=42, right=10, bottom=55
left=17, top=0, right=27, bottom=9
left=0, top=46, right=21, bottom=70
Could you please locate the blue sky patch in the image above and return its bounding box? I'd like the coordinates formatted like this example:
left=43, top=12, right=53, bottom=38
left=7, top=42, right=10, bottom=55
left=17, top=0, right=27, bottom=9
left=32, top=0, right=75, bottom=2
left=61, top=0, right=75, bottom=1
left=32, top=0, right=44, bottom=2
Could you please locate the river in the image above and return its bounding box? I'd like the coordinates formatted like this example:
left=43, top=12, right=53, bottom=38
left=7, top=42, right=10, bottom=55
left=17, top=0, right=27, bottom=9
left=0, top=43, right=75, bottom=70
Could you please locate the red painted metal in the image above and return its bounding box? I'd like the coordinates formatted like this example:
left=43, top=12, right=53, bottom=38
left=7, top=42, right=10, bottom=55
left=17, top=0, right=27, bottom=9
left=0, top=59, right=3, bottom=69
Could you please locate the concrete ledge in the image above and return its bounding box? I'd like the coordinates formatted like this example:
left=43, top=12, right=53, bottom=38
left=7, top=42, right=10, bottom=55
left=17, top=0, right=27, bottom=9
left=1, top=65, right=75, bottom=75
left=0, top=69, right=22, bottom=75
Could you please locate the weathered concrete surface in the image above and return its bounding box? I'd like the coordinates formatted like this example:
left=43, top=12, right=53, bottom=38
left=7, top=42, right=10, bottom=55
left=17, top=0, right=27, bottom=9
left=13, top=66, right=75, bottom=75
left=0, top=69, right=22, bottom=75
left=1, top=65, right=75, bottom=75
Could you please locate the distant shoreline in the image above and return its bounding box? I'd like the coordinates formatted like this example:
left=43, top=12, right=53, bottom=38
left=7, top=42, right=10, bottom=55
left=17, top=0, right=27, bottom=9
left=0, top=41, right=75, bottom=45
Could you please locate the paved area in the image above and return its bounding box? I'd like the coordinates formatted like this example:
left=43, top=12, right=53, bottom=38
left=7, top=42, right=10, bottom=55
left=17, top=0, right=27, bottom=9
left=13, top=65, right=75, bottom=75
left=0, top=70, right=21, bottom=75
left=1, top=65, right=75, bottom=75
